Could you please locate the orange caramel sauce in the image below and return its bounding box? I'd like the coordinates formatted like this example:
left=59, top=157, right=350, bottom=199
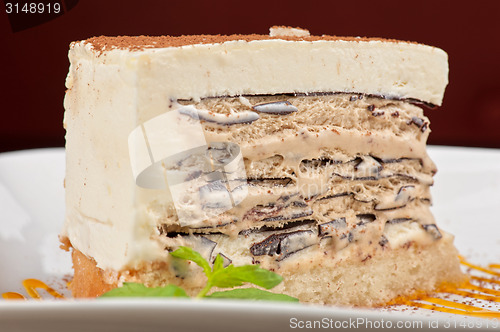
left=2, top=292, right=26, bottom=300
left=390, top=256, right=500, bottom=318
left=2, top=279, right=64, bottom=300
left=2, top=258, right=499, bottom=319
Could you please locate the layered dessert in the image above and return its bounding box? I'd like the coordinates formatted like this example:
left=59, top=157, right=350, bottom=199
left=61, top=27, right=464, bottom=305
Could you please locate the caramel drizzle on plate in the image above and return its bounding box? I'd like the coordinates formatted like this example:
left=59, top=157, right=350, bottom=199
left=3, top=258, right=499, bottom=320
left=2, top=279, right=64, bottom=300
left=390, top=256, right=500, bottom=318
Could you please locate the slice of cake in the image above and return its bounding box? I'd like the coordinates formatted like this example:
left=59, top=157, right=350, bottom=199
left=61, top=26, right=464, bottom=305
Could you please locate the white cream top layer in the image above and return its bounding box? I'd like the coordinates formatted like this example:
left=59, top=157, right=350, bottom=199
left=69, top=36, right=448, bottom=106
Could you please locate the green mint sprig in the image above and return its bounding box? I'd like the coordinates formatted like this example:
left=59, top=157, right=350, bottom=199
left=100, top=246, right=298, bottom=302
left=100, top=283, right=188, bottom=298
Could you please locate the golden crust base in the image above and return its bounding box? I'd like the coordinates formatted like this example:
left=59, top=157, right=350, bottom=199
left=69, top=240, right=465, bottom=305
left=70, top=249, right=116, bottom=298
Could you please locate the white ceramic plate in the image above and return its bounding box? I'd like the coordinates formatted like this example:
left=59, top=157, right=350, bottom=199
left=0, top=146, right=499, bottom=331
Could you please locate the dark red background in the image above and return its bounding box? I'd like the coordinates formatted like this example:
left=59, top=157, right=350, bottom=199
left=1, top=0, right=500, bottom=153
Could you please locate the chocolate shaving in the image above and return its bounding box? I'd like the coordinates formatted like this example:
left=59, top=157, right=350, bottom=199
left=250, top=230, right=315, bottom=260
left=252, top=101, right=298, bottom=115
left=386, top=218, right=413, bottom=224
left=356, top=214, right=376, bottom=226
left=408, top=116, right=429, bottom=132
left=422, top=224, right=442, bottom=240
left=239, top=219, right=315, bottom=236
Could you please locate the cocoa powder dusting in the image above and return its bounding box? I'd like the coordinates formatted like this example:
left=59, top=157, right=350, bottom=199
left=82, top=33, right=416, bottom=54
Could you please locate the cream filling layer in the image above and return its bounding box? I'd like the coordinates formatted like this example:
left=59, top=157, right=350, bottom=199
left=206, top=128, right=434, bottom=172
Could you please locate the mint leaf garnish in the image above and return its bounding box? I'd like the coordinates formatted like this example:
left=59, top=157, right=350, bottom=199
left=100, top=283, right=188, bottom=298
left=99, top=246, right=298, bottom=302
left=212, top=253, right=224, bottom=273
left=210, top=264, right=283, bottom=289
left=170, top=246, right=212, bottom=276
left=207, top=288, right=299, bottom=302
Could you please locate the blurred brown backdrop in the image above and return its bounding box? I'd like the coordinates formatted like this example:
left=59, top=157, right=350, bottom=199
left=1, top=0, right=500, bottom=153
